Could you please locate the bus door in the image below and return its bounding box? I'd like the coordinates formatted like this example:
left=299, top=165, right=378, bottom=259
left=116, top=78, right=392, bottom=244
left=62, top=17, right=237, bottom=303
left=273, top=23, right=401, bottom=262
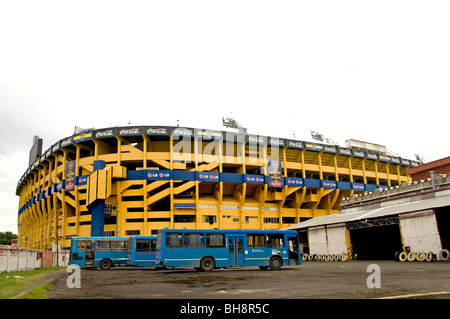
left=85, top=241, right=96, bottom=267
left=228, top=236, right=245, bottom=267
left=133, top=238, right=156, bottom=267
left=287, top=236, right=301, bottom=265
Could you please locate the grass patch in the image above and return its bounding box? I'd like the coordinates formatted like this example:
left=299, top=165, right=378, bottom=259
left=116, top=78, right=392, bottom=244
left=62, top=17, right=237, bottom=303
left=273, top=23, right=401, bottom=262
left=0, top=267, right=64, bottom=299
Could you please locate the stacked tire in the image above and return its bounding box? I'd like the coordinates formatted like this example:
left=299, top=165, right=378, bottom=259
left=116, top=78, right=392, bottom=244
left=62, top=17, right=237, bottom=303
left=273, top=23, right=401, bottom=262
left=395, top=249, right=450, bottom=262
left=302, top=253, right=348, bottom=262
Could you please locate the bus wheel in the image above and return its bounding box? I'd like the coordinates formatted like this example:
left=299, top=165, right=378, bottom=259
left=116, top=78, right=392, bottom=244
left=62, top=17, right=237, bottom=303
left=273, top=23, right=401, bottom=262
left=269, top=256, right=282, bottom=270
left=100, top=259, right=112, bottom=270
left=200, top=257, right=215, bottom=272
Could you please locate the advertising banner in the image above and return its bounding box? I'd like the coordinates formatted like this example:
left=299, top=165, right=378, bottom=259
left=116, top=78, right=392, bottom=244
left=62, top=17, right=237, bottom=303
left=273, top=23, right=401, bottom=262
left=285, top=177, right=304, bottom=187
left=268, top=160, right=283, bottom=188
left=245, top=174, right=265, bottom=184
left=196, top=171, right=220, bottom=182
left=65, top=160, right=76, bottom=191
left=73, top=130, right=93, bottom=143
left=146, top=170, right=171, bottom=180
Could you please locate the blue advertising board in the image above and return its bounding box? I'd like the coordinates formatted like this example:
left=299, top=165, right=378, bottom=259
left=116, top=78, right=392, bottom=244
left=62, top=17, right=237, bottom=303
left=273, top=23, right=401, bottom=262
left=285, top=177, right=304, bottom=187
left=267, top=160, right=283, bottom=188
left=196, top=171, right=220, bottom=182
left=65, top=160, right=76, bottom=191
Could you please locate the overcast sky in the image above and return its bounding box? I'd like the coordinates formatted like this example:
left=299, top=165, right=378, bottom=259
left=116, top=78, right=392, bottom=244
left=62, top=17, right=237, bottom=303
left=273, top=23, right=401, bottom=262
left=1, top=0, right=449, bottom=233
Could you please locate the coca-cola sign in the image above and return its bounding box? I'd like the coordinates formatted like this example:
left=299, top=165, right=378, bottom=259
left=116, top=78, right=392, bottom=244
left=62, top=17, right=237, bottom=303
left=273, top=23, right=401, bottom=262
left=60, top=137, right=73, bottom=148
left=171, top=127, right=194, bottom=139
left=247, top=135, right=267, bottom=145
left=95, top=128, right=116, bottom=139
left=287, top=140, right=304, bottom=150
left=269, top=137, right=285, bottom=147
left=146, top=126, right=169, bottom=136
left=118, top=127, right=143, bottom=136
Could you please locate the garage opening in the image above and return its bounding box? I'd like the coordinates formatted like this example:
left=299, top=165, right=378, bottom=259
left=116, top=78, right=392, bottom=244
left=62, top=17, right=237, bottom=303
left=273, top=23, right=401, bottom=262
left=347, top=217, right=403, bottom=260
left=435, top=207, right=450, bottom=250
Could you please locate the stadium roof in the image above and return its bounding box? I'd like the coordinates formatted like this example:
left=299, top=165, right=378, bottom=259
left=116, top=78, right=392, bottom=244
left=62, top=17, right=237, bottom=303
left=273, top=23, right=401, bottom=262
left=285, top=192, right=450, bottom=230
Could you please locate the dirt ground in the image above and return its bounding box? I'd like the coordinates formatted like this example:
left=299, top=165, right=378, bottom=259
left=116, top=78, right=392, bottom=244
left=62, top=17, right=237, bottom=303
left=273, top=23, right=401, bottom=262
left=45, top=260, right=450, bottom=299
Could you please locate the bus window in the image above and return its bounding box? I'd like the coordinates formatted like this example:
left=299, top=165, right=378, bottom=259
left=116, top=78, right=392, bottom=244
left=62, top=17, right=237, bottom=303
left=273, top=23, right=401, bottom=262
left=247, top=234, right=265, bottom=248
left=77, top=240, right=85, bottom=250
left=112, top=240, right=127, bottom=251
left=136, top=239, right=150, bottom=251
left=150, top=239, right=157, bottom=252
left=184, top=233, right=205, bottom=248
left=98, top=240, right=111, bottom=251
left=166, top=233, right=183, bottom=248
left=266, top=234, right=285, bottom=248
left=206, top=233, right=226, bottom=248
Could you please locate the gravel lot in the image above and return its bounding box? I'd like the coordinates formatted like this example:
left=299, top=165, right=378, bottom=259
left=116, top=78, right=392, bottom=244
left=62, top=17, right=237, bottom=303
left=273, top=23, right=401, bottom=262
left=46, top=260, right=450, bottom=299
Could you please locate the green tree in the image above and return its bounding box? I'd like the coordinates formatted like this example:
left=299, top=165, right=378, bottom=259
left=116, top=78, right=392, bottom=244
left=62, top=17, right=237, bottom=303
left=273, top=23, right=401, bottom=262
left=0, top=232, right=17, bottom=245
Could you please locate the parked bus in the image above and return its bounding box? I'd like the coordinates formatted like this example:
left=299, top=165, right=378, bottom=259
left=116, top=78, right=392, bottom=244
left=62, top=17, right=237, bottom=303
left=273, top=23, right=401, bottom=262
left=156, top=228, right=301, bottom=271
left=127, top=235, right=160, bottom=267
left=70, top=236, right=129, bottom=270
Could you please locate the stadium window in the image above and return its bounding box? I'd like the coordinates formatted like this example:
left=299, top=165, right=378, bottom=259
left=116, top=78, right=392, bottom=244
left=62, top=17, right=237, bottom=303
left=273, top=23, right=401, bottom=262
left=204, top=215, right=216, bottom=224
left=263, top=217, right=279, bottom=224
left=245, top=216, right=258, bottom=223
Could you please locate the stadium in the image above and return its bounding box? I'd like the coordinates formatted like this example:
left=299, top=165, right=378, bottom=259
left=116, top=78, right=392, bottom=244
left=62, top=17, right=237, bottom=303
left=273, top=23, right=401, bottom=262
left=16, top=125, right=418, bottom=249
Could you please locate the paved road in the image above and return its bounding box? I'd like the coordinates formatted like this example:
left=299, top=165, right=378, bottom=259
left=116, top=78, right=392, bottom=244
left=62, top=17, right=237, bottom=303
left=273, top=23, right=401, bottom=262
left=47, top=260, right=450, bottom=299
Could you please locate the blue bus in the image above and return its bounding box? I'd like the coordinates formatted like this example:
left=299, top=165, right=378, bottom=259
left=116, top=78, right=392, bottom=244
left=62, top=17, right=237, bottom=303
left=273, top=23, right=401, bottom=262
left=127, top=235, right=160, bottom=267
left=156, top=228, right=301, bottom=271
left=70, top=236, right=129, bottom=270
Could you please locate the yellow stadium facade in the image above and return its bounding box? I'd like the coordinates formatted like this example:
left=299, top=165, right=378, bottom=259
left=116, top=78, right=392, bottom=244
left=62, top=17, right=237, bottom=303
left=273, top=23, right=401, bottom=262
left=16, top=126, right=417, bottom=249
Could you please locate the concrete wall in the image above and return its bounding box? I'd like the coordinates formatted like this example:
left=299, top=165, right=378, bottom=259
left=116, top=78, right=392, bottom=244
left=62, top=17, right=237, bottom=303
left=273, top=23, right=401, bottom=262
left=0, top=246, right=70, bottom=273
left=399, top=210, right=443, bottom=257
left=308, top=223, right=348, bottom=255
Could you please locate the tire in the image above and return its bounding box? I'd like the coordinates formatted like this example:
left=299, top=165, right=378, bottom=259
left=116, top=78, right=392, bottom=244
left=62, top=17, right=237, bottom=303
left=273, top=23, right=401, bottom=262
left=324, top=254, right=330, bottom=262
left=399, top=251, right=408, bottom=262
left=99, top=258, right=112, bottom=270
left=200, top=257, right=215, bottom=272
left=269, top=256, right=282, bottom=270
left=439, top=249, right=450, bottom=261
left=425, top=251, right=434, bottom=262
left=308, top=254, right=314, bottom=261
left=394, top=251, right=401, bottom=262
left=302, top=254, right=309, bottom=261
left=339, top=254, right=347, bottom=262
left=416, top=252, right=426, bottom=262
left=407, top=252, right=416, bottom=262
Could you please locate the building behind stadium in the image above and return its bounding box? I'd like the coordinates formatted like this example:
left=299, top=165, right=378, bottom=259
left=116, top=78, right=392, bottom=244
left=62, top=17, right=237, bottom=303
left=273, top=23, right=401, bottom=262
left=16, top=125, right=418, bottom=249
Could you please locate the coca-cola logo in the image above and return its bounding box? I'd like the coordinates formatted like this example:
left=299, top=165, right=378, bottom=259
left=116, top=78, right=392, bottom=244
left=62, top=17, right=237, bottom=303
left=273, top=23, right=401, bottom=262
left=288, top=141, right=304, bottom=149
left=339, top=148, right=352, bottom=156
left=324, top=146, right=337, bottom=153
left=147, top=127, right=168, bottom=135
left=96, top=130, right=114, bottom=138
left=61, top=137, right=72, bottom=147
left=269, top=138, right=284, bottom=146
left=120, top=128, right=140, bottom=135
left=248, top=135, right=265, bottom=144
left=172, top=128, right=193, bottom=136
